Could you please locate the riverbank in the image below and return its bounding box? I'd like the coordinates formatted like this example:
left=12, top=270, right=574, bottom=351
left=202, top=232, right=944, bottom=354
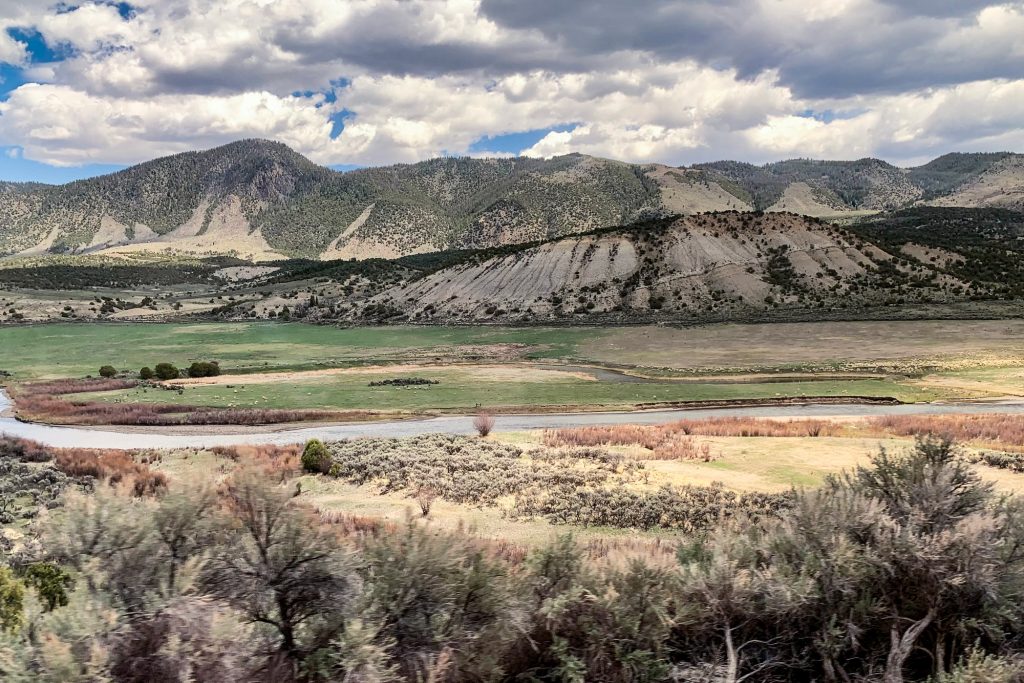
left=4, top=387, right=1024, bottom=449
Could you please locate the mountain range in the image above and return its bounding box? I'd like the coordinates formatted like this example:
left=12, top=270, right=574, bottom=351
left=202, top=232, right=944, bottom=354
left=0, top=139, right=1021, bottom=261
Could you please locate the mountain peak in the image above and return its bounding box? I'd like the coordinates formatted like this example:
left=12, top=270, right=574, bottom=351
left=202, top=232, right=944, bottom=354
left=1, top=141, right=1021, bottom=261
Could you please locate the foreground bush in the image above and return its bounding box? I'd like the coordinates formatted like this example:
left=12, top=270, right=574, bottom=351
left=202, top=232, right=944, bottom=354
left=6, top=436, right=1024, bottom=682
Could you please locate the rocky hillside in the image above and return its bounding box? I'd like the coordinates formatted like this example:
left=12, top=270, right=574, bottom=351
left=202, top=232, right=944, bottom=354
left=0, top=141, right=1021, bottom=260
left=0, top=142, right=663, bottom=260
left=348, top=209, right=1023, bottom=323
left=3, top=207, right=1022, bottom=325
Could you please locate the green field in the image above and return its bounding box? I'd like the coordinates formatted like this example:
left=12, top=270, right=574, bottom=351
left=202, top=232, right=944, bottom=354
left=78, top=369, right=940, bottom=412
left=0, top=322, right=590, bottom=380
left=1, top=321, right=1022, bottom=416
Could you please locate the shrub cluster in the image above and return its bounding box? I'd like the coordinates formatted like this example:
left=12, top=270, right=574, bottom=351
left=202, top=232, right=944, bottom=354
left=367, top=377, right=439, bottom=387
left=0, top=457, right=69, bottom=524
left=154, top=363, right=180, bottom=380
left=964, top=450, right=1024, bottom=473
left=186, top=361, right=221, bottom=378
left=512, top=482, right=793, bottom=531
left=6, top=437, right=1024, bottom=681
left=325, top=434, right=630, bottom=505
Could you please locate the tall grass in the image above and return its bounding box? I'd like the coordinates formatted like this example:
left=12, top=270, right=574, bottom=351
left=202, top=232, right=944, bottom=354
left=868, top=414, right=1024, bottom=451
left=543, top=417, right=836, bottom=460
left=23, top=378, right=138, bottom=395
left=0, top=435, right=168, bottom=497
left=210, top=444, right=302, bottom=480
left=543, top=424, right=716, bottom=461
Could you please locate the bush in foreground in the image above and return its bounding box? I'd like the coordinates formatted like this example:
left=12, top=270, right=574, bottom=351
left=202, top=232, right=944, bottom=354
left=301, top=439, right=331, bottom=473
left=9, top=434, right=1024, bottom=681
left=98, top=365, right=117, bottom=378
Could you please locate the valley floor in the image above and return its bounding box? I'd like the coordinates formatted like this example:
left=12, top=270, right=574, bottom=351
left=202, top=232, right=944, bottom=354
left=87, top=422, right=1024, bottom=547
left=1, top=319, right=1023, bottom=429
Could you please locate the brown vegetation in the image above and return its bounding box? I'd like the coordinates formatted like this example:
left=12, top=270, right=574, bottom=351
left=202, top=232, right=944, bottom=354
left=24, top=377, right=138, bottom=395
left=11, top=381, right=376, bottom=426
left=542, top=424, right=717, bottom=460
left=210, top=444, right=303, bottom=480
left=868, top=414, right=1024, bottom=451
left=473, top=412, right=495, bottom=437
left=53, top=448, right=168, bottom=496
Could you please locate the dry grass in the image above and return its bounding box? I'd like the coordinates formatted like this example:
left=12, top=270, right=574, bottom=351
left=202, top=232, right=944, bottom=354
left=210, top=444, right=303, bottom=481
left=543, top=418, right=838, bottom=460
left=317, top=509, right=399, bottom=538
left=543, top=425, right=713, bottom=460
left=543, top=424, right=717, bottom=461
left=866, top=414, right=1024, bottom=451
left=670, top=417, right=839, bottom=438
left=582, top=536, right=680, bottom=567
left=53, top=447, right=168, bottom=496
left=23, top=378, right=138, bottom=395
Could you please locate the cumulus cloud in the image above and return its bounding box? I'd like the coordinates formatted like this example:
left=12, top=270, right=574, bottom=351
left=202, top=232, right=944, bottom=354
left=0, top=0, right=1020, bottom=170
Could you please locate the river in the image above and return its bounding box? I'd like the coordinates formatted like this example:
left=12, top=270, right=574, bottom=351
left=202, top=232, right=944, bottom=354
left=3, top=388, right=1024, bottom=449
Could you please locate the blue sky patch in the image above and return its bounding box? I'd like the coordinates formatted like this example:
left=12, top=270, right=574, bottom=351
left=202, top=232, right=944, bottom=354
left=0, top=147, right=126, bottom=184
left=329, top=109, right=354, bottom=139
left=468, top=124, right=578, bottom=154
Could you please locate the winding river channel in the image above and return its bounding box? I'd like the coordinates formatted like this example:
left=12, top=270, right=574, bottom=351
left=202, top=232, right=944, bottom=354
left=3, top=388, right=1024, bottom=449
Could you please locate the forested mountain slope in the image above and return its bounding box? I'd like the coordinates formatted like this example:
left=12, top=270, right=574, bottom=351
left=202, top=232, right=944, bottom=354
left=0, top=140, right=1021, bottom=260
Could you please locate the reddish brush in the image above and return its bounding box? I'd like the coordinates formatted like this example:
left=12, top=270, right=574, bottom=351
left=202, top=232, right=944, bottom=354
left=12, top=381, right=375, bottom=426
left=22, top=378, right=138, bottom=395
left=868, top=414, right=1024, bottom=451
left=669, top=417, right=839, bottom=438
left=210, top=444, right=303, bottom=480
left=543, top=424, right=717, bottom=461
left=317, top=509, right=399, bottom=538
left=53, top=447, right=167, bottom=497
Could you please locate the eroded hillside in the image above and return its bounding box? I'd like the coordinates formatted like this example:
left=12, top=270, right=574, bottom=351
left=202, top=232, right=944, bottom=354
left=347, top=212, right=979, bottom=323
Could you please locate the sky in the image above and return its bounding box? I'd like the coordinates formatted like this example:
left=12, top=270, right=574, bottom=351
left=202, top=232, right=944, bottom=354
left=0, top=0, right=1022, bottom=183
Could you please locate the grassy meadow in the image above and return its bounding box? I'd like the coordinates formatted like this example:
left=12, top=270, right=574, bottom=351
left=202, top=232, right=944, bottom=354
left=0, top=320, right=1022, bottom=421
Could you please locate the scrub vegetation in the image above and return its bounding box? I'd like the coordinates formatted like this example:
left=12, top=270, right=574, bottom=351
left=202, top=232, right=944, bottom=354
left=6, top=430, right=1024, bottom=681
